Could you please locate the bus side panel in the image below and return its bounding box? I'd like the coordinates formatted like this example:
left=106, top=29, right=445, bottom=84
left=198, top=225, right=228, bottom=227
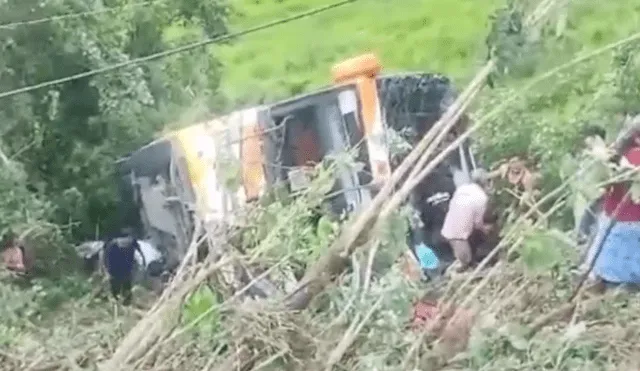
left=222, top=111, right=247, bottom=211
left=169, top=141, right=197, bottom=205
left=175, top=123, right=217, bottom=221
left=240, top=108, right=266, bottom=201
left=175, top=112, right=258, bottom=223
left=355, top=77, right=391, bottom=182
left=175, top=124, right=209, bottom=192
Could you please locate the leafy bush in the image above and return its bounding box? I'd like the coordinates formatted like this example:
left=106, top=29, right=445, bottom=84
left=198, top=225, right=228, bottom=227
left=0, top=0, right=230, bottom=241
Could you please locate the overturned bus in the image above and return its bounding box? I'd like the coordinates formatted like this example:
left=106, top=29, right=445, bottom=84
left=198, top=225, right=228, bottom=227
left=115, top=54, right=478, bottom=272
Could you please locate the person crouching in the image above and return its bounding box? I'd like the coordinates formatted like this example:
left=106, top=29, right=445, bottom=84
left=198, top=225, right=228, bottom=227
left=2, top=232, right=34, bottom=275
left=2, top=233, right=25, bottom=274
left=103, top=228, right=143, bottom=305
left=440, top=169, right=492, bottom=272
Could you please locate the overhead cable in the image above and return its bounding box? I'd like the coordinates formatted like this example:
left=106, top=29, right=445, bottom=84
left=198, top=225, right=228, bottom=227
left=0, top=0, right=357, bottom=99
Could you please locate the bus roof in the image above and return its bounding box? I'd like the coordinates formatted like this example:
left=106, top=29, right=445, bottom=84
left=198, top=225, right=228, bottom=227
left=117, top=71, right=457, bottom=172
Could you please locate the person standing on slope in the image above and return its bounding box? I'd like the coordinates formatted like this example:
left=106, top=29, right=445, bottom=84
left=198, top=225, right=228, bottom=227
left=440, top=169, right=492, bottom=272
left=103, top=227, right=144, bottom=305
left=587, top=117, right=640, bottom=289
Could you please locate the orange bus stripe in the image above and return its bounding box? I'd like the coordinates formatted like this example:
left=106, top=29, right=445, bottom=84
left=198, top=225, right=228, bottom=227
left=241, top=122, right=265, bottom=201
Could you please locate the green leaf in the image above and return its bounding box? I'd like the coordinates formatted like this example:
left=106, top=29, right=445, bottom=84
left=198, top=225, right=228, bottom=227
left=182, top=285, right=221, bottom=335
left=316, top=215, right=336, bottom=241
left=498, top=323, right=530, bottom=351
left=520, top=231, right=564, bottom=274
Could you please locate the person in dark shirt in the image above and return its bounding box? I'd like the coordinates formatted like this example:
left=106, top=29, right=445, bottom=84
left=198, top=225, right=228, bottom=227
left=103, top=228, right=143, bottom=305
left=412, top=164, right=459, bottom=265
left=469, top=201, right=501, bottom=266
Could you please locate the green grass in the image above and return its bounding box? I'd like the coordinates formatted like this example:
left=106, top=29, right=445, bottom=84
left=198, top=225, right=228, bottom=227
left=219, top=0, right=501, bottom=103
left=218, top=0, right=640, bottom=104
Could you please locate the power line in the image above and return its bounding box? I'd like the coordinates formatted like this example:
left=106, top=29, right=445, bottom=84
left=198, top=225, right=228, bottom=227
left=0, top=0, right=163, bottom=30
left=0, top=0, right=357, bottom=99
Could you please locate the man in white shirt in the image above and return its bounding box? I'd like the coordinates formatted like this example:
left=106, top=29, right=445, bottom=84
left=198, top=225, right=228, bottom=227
left=441, top=169, right=491, bottom=272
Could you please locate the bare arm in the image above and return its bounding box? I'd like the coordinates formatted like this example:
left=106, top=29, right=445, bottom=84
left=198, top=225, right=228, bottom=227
left=473, top=198, right=488, bottom=231
left=133, top=241, right=146, bottom=268
left=487, top=163, right=508, bottom=180
left=521, top=170, right=540, bottom=194
left=614, top=114, right=640, bottom=155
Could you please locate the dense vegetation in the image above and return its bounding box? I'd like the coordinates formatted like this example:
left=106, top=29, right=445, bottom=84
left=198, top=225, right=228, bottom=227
left=2, top=0, right=640, bottom=369
left=0, top=0, right=231, bottom=337
left=0, top=0, right=228, bottom=243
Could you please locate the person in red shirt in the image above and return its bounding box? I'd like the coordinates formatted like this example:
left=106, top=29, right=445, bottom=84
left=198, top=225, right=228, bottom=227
left=587, top=131, right=640, bottom=286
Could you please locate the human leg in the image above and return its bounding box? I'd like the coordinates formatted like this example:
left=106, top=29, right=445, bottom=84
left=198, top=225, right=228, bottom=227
left=448, top=239, right=472, bottom=271
left=121, top=275, right=133, bottom=305
left=579, top=213, right=610, bottom=278
left=110, top=277, right=122, bottom=299
left=577, top=200, right=599, bottom=244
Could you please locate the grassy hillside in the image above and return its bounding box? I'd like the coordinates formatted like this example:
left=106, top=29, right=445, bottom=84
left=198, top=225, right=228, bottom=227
left=218, top=0, right=501, bottom=103
left=218, top=0, right=640, bottom=105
